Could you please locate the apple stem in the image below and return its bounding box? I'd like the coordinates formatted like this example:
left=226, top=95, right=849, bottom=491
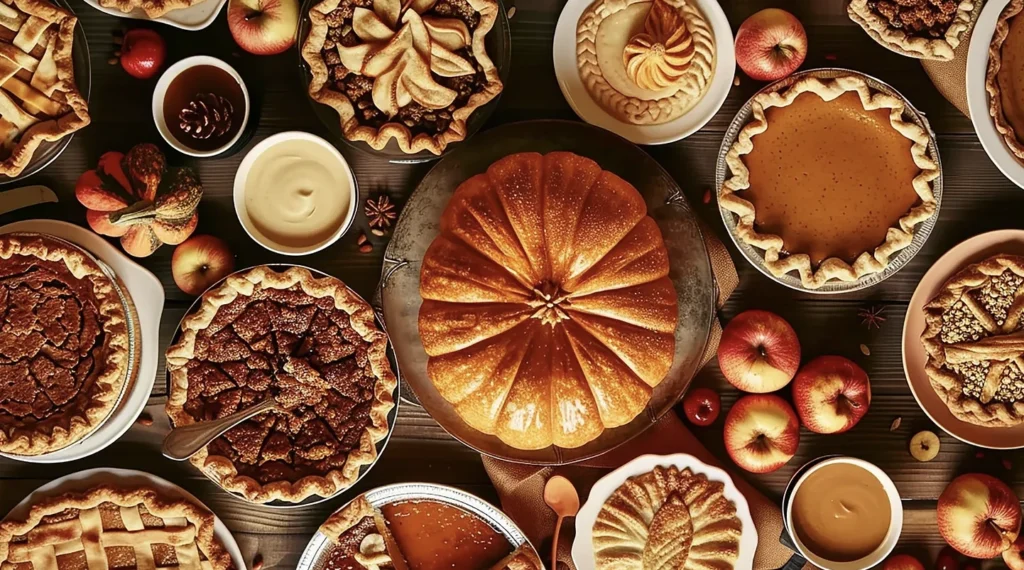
left=757, top=345, right=766, bottom=357
left=244, top=9, right=262, bottom=20
left=773, top=44, right=795, bottom=58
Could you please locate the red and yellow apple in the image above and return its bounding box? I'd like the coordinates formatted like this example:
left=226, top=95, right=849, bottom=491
left=227, top=0, right=299, bottom=56
left=1005, top=533, right=1024, bottom=569
left=792, top=355, right=871, bottom=434
left=938, top=473, right=1022, bottom=559
left=171, top=234, right=235, bottom=296
left=723, top=394, right=800, bottom=474
left=718, top=309, right=801, bottom=393
left=882, top=554, right=925, bottom=570
left=734, top=8, right=808, bottom=82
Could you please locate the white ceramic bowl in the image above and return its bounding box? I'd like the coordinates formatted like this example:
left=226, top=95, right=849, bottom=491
left=783, top=456, right=903, bottom=570
left=152, top=56, right=250, bottom=157
left=233, top=131, right=358, bottom=256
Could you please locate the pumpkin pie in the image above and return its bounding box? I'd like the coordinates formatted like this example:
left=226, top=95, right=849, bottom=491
left=987, top=0, right=1024, bottom=162
left=847, top=0, right=975, bottom=61
left=0, top=234, right=131, bottom=455
left=0, top=484, right=235, bottom=570
left=719, top=74, right=939, bottom=289
left=922, top=254, right=1024, bottom=427
left=164, top=265, right=396, bottom=504
left=576, top=0, right=714, bottom=125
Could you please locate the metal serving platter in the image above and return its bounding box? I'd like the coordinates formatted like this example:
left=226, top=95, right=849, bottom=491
left=714, top=67, right=944, bottom=294
left=166, top=264, right=401, bottom=508
left=374, top=119, right=718, bottom=465
left=297, top=482, right=540, bottom=570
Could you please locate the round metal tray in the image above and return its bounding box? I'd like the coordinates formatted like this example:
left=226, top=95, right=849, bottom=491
left=373, top=119, right=718, bottom=465
left=714, top=67, right=944, bottom=294
left=165, top=264, right=401, bottom=508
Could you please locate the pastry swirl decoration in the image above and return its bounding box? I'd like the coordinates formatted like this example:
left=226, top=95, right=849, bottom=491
left=622, top=0, right=695, bottom=90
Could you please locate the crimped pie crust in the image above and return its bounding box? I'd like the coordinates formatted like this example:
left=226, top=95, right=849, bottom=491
left=719, top=75, right=939, bottom=290
left=301, top=0, right=503, bottom=155
left=165, top=266, right=396, bottom=504
left=0, top=484, right=235, bottom=570
left=96, top=0, right=206, bottom=18
left=847, top=0, right=975, bottom=61
left=987, top=0, right=1024, bottom=161
left=0, top=234, right=130, bottom=455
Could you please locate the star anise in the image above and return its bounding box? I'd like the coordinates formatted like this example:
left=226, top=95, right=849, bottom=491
left=858, top=305, right=887, bottom=329
left=365, top=194, right=398, bottom=231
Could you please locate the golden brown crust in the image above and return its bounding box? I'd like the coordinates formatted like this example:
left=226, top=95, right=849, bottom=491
left=0, top=484, right=235, bottom=570
left=320, top=495, right=378, bottom=540
left=487, top=544, right=543, bottom=570
left=165, top=265, right=396, bottom=504
left=719, top=74, right=939, bottom=290
left=847, top=0, right=974, bottom=61
left=987, top=0, right=1024, bottom=161
left=0, top=234, right=130, bottom=455
left=96, top=0, right=206, bottom=18
left=300, top=0, right=503, bottom=155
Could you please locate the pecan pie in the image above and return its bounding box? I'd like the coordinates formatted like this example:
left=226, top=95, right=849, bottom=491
left=0, top=484, right=235, bottom=570
left=300, top=0, right=503, bottom=155
left=847, top=0, right=975, bottom=61
left=0, top=234, right=131, bottom=455
left=922, top=254, right=1024, bottom=427
left=987, top=0, right=1024, bottom=162
left=165, top=266, right=396, bottom=504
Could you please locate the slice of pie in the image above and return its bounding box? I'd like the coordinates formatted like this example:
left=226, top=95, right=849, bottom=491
left=0, top=484, right=235, bottom=570
left=987, top=0, right=1024, bottom=162
left=0, top=233, right=131, bottom=455
left=300, top=0, right=503, bottom=155
left=592, top=465, right=742, bottom=569
left=718, top=74, right=939, bottom=289
left=847, top=0, right=975, bottom=61
left=96, top=0, right=206, bottom=18
left=0, top=0, right=90, bottom=177
left=164, top=265, right=397, bottom=504
left=922, top=254, right=1024, bottom=427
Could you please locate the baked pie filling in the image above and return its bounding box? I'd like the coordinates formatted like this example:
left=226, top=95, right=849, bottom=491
left=868, top=0, right=962, bottom=38
left=847, top=0, right=973, bottom=60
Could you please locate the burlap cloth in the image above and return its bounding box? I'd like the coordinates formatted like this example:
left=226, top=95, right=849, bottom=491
left=920, top=1, right=983, bottom=117
left=482, top=226, right=799, bottom=569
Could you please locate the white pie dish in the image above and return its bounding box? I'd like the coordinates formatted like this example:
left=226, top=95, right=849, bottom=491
left=571, top=453, right=757, bottom=570
left=0, top=219, right=163, bottom=463
left=80, top=0, right=228, bottom=30
left=551, top=0, right=734, bottom=145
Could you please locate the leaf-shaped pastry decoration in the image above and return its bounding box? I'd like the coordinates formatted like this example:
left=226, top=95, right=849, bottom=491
left=353, top=7, right=397, bottom=42
left=402, top=9, right=433, bottom=58
left=374, top=0, right=401, bottom=28
left=423, top=16, right=471, bottom=51
left=642, top=493, right=694, bottom=569
left=431, top=42, right=475, bottom=76
left=622, top=0, right=695, bottom=91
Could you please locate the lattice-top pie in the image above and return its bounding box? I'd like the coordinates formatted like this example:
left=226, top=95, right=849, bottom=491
left=165, top=266, right=396, bottom=503
left=0, top=0, right=90, bottom=177
left=0, top=484, right=235, bottom=570
left=923, top=254, right=1024, bottom=427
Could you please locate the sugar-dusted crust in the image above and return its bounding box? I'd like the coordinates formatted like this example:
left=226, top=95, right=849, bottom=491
left=0, top=0, right=90, bottom=178
left=96, top=0, right=206, bottom=18
left=487, top=544, right=543, bottom=570
left=320, top=495, right=378, bottom=541
left=300, top=0, right=503, bottom=155
left=719, top=74, right=939, bottom=290
left=0, top=234, right=130, bottom=455
left=847, top=0, right=974, bottom=61
left=0, top=484, right=234, bottom=570
left=987, top=0, right=1024, bottom=161
left=165, top=266, right=397, bottom=504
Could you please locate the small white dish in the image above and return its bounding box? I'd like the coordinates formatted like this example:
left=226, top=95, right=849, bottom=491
left=233, top=131, right=358, bottom=256
left=81, top=0, right=228, bottom=30
left=153, top=56, right=250, bottom=157
left=552, top=0, right=734, bottom=145
left=968, top=0, right=1024, bottom=188
left=0, top=220, right=163, bottom=463
left=572, top=453, right=757, bottom=569
left=2, top=467, right=246, bottom=570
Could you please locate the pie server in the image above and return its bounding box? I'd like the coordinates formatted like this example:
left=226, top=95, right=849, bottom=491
left=0, top=185, right=57, bottom=216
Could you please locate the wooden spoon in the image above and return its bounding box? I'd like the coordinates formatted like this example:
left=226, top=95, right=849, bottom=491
left=161, top=397, right=279, bottom=461
left=543, top=475, right=580, bottom=570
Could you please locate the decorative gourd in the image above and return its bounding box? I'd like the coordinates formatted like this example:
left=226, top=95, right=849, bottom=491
left=76, top=143, right=203, bottom=257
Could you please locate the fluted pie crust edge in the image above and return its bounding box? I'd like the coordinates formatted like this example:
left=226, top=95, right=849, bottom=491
left=719, top=75, right=939, bottom=290
left=986, top=0, right=1024, bottom=162
left=846, top=0, right=974, bottom=61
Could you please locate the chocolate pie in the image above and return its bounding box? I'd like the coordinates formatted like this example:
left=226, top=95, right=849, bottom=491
left=300, top=0, right=503, bottom=154
left=0, top=234, right=131, bottom=455
left=164, top=266, right=397, bottom=504
left=847, top=0, right=975, bottom=60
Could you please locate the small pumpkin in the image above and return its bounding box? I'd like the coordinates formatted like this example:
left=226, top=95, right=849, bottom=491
left=76, top=143, right=203, bottom=257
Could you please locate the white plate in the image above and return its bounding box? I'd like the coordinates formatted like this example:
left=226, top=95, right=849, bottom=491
left=0, top=220, right=163, bottom=463
left=967, top=0, right=1024, bottom=188
left=552, top=0, right=734, bottom=145
left=80, top=0, right=227, bottom=31
left=571, top=453, right=758, bottom=569
left=2, top=468, right=246, bottom=569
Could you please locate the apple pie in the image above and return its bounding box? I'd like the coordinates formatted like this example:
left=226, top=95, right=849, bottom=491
left=923, top=254, right=1024, bottom=427
left=97, top=0, right=206, bottom=18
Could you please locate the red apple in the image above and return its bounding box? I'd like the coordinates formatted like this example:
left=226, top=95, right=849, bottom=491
left=717, top=309, right=801, bottom=393
left=723, top=394, right=799, bottom=474
left=935, top=546, right=960, bottom=570
left=120, top=29, right=166, bottom=80
left=1005, top=534, right=1024, bottom=569
left=882, top=554, right=924, bottom=570
left=683, top=387, right=721, bottom=427
left=171, top=235, right=235, bottom=296
left=938, top=473, right=1022, bottom=559
left=735, top=8, right=808, bottom=82
left=227, top=0, right=299, bottom=56
left=792, top=356, right=871, bottom=434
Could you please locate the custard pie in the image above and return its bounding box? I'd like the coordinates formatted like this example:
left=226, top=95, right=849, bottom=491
left=847, top=0, right=975, bottom=61
left=987, top=0, right=1024, bottom=162
left=719, top=74, right=939, bottom=289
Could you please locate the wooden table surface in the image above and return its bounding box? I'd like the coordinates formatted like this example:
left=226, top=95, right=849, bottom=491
left=0, top=0, right=1015, bottom=567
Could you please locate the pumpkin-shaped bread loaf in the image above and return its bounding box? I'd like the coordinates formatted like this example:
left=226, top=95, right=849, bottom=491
left=418, top=151, right=678, bottom=450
